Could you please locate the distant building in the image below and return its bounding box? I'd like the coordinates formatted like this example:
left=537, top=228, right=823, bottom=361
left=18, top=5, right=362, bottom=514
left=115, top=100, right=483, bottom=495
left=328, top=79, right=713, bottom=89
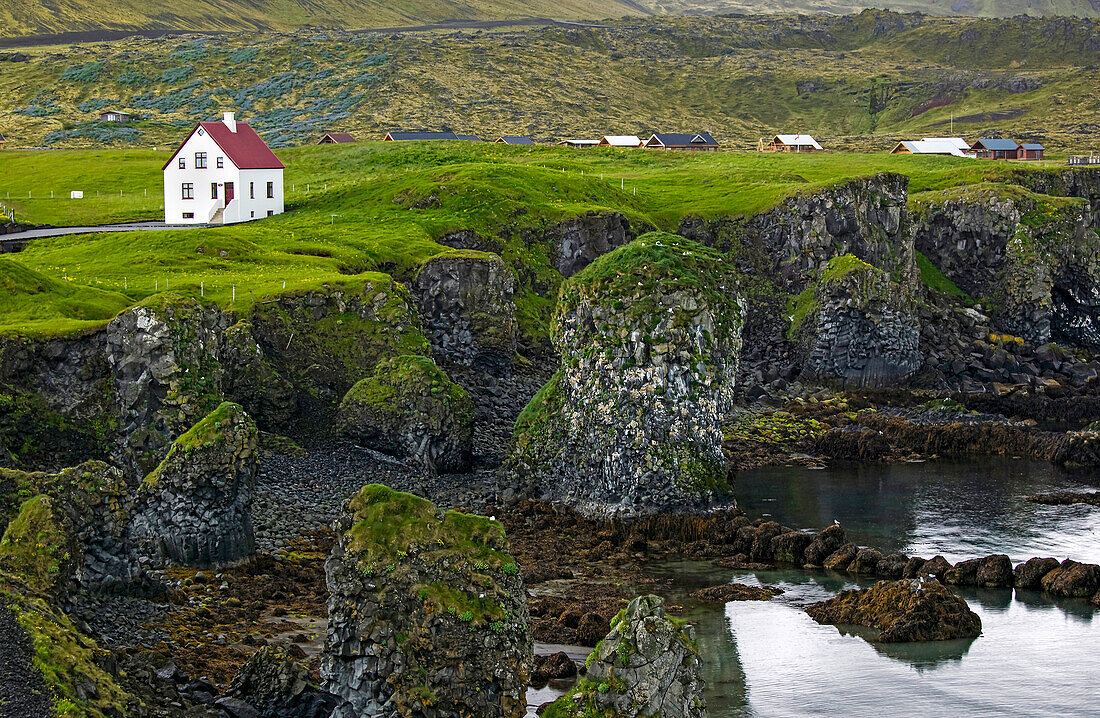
left=599, top=135, right=642, bottom=148
left=99, top=110, right=131, bottom=123
left=1019, top=143, right=1045, bottom=160
left=890, top=138, right=970, bottom=156
left=318, top=132, right=356, bottom=144
left=163, top=112, right=284, bottom=225
left=760, top=134, right=822, bottom=152
left=971, top=138, right=1020, bottom=160
left=383, top=131, right=480, bottom=141
left=0, top=131, right=5, bottom=149
left=645, top=132, right=719, bottom=151
left=497, top=136, right=535, bottom=145
left=560, top=139, right=601, bottom=148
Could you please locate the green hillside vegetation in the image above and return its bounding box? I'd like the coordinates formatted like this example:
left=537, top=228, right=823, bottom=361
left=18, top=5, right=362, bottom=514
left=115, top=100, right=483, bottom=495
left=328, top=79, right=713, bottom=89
left=643, top=0, right=1100, bottom=18
left=1, top=13, right=1098, bottom=154
left=0, top=140, right=1067, bottom=338
left=0, top=0, right=645, bottom=40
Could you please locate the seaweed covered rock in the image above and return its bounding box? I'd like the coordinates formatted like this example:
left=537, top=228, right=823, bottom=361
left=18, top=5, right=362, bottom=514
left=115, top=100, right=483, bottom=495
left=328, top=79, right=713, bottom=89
left=129, top=402, right=258, bottom=567
left=414, top=252, right=518, bottom=373
left=1014, top=557, right=1061, bottom=589
left=322, top=484, right=531, bottom=718
left=806, top=578, right=982, bottom=642
left=1040, top=559, right=1100, bottom=598
left=512, top=233, right=745, bottom=517
left=545, top=594, right=706, bottom=718
left=336, top=355, right=473, bottom=473
left=221, top=645, right=338, bottom=718
left=804, top=524, right=847, bottom=566
left=794, top=255, right=921, bottom=388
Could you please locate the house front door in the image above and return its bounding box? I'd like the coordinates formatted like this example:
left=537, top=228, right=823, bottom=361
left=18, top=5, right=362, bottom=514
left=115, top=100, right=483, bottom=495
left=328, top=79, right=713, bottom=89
left=225, top=182, right=235, bottom=203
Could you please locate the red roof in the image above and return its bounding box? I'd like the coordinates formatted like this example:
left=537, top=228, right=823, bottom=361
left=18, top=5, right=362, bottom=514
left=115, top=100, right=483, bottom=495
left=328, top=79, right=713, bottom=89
left=163, top=120, right=284, bottom=170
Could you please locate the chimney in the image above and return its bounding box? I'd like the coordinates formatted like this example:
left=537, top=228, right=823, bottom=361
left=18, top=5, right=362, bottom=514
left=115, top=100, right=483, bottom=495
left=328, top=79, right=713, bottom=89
left=223, top=112, right=237, bottom=133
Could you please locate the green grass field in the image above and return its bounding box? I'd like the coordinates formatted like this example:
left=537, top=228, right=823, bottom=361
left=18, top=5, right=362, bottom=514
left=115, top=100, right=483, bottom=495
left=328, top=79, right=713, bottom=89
left=0, top=141, right=1066, bottom=338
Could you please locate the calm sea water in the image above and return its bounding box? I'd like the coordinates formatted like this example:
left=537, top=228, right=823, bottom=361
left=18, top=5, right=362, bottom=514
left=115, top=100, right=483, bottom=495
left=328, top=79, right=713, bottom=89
left=531, top=459, right=1100, bottom=717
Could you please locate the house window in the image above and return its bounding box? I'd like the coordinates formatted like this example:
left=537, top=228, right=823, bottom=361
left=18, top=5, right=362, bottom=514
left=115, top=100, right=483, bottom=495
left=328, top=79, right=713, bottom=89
left=211, top=183, right=218, bottom=200
left=267, top=210, right=274, bottom=216
left=251, top=211, right=255, bottom=218
left=178, top=157, right=186, bottom=169
left=266, top=181, right=274, bottom=199
left=249, top=182, right=255, bottom=199
left=181, top=183, right=194, bottom=200
left=195, top=152, right=207, bottom=169
left=216, top=157, right=224, bottom=168
left=182, top=212, right=194, bottom=219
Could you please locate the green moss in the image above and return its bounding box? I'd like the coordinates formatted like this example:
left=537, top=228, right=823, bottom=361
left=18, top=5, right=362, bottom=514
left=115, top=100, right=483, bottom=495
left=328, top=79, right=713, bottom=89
left=724, top=412, right=828, bottom=449
left=915, top=251, right=972, bottom=301
left=141, top=401, right=253, bottom=489
left=340, top=355, right=472, bottom=429
left=0, top=495, right=71, bottom=596
left=819, top=254, right=877, bottom=284
left=784, top=286, right=819, bottom=340
left=513, top=370, right=563, bottom=439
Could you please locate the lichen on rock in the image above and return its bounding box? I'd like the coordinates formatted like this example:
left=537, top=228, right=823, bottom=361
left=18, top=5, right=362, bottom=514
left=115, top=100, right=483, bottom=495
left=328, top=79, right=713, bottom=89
left=336, top=355, right=473, bottom=473
left=544, top=594, right=707, bottom=718
left=322, top=484, right=531, bottom=718
left=129, top=401, right=258, bottom=567
left=512, top=232, right=745, bottom=517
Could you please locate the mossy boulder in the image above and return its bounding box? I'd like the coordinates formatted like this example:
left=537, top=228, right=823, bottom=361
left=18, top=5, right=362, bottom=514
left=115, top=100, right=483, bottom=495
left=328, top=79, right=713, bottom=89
left=129, top=402, right=258, bottom=567
left=323, top=484, right=531, bottom=718
left=545, top=594, right=707, bottom=718
left=0, top=495, right=78, bottom=599
left=512, top=233, right=744, bottom=517
left=336, top=355, right=473, bottom=473
left=806, top=578, right=982, bottom=642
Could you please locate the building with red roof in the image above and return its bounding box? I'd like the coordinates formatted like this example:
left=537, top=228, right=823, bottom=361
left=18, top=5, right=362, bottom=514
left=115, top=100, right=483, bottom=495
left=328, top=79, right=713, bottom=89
left=163, top=112, right=284, bottom=225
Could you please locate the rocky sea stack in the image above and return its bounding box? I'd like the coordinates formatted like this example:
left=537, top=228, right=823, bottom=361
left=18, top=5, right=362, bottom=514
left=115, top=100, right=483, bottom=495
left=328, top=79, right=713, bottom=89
left=336, top=355, right=474, bottom=472
left=512, top=232, right=745, bottom=516
left=322, top=484, right=531, bottom=718
left=129, top=401, right=259, bottom=567
left=545, top=594, right=707, bottom=718
left=806, top=578, right=982, bottom=642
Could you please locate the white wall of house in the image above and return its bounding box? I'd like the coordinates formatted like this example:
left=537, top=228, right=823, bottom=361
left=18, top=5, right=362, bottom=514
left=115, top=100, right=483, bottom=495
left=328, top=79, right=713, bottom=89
left=163, top=122, right=284, bottom=225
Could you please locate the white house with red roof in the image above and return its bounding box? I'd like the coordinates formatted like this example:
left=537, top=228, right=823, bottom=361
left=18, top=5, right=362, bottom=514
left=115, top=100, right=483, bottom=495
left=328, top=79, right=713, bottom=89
left=163, top=112, right=284, bottom=225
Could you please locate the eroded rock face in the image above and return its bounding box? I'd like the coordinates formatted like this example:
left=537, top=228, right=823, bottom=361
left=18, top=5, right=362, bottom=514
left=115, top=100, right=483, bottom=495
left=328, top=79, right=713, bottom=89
left=546, top=212, right=637, bottom=277
left=222, top=646, right=338, bottom=718
left=335, top=355, right=473, bottom=473
left=796, top=256, right=921, bottom=388
left=550, top=594, right=707, bottom=718
left=129, top=402, right=258, bottom=567
left=806, top=578, right=982, bottom=642
left=323, top=484, right=531, bottom=718
left=414, top=253, right=518, bottom=373
left=512, top=233, right=744, bottom=517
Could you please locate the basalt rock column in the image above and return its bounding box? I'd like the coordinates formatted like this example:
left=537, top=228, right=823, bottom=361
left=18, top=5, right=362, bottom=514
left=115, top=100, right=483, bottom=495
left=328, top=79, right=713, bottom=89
left=512, top=232, right=744, bottom=516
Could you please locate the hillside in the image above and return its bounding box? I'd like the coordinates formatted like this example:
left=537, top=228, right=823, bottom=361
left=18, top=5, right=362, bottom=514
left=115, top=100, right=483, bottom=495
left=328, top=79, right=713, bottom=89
left=642, top=0, right=1100, bottom=19
left=0, top=0, right=647, bottom=40
left=1, top=12, right=1099, bottom=153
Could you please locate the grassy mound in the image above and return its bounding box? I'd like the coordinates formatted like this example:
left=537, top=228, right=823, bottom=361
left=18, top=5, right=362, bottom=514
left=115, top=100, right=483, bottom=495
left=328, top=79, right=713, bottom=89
left=0, top=257, right=133, bottom=336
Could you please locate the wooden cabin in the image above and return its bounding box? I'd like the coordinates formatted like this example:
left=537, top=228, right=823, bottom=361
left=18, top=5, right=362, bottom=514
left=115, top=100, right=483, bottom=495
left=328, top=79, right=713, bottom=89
left=644, top=132, right=718, bottom=151
left=1019, top=143, right=1045, bottom=160
left=99, top=110, right=130, bottom=123
left=318, top=132, right=356, bottom=144
left=497, top=136, right=535, bottom=145
left=384, top=131, right=479, bottom=141
left=760, top=134, right=822, bottom=152
left=971, top=138, right=1019, bottom=160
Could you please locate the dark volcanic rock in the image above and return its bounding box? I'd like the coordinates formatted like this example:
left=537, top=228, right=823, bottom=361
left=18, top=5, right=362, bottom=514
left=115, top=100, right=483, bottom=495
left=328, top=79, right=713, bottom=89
left=944, top=557, right=983, bottom=586
left=322, top=484, right=531, bottom=718
left=530, top=651, right=577, bottom=686
left=848, top=547, right=885, bottom=575
left=876, top=552, right=910, bottom=579
left=542, top=211, right=637, bottom=277
left=806, top=578, right=982, bottom=642
left=689, top=583, right=782, bottom=602
left=771, top=531, right=813, bottom=564
left=1041, top=559, right=1100, bottom=597
left=804, top=524, right=846, bottom=566
left=975, top=554, right=1014, bottom=588
left=129, top=402, right=258, bottom=567
left=823, top=542, right=859, bottom=571
left=0, top=602, right=63, bottom=718
left=223, top=645, right=337, bottom=718
left=1014, top=557, right=1061, bottom=589
left=920, top=555, right=953, bottom=580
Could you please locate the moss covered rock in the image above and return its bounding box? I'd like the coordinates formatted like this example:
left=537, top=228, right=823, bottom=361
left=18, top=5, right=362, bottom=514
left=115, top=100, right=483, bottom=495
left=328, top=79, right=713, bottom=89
left=336, top=355, right=473, bottom=473
left=545, top=594, right=706, bottom=718
left=512, top=233, right=744, bottom=517
left=129, top=402, right=258, bottom=567
left=323, top=484, right=530, bottom=718
left=0, top=495, right=78, bottom=599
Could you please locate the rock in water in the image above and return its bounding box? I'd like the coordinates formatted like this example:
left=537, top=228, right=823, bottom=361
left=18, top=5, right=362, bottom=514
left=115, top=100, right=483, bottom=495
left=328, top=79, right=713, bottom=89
left=512, top=232, right=745, bottom=517
left=129, top=402, right=258, bottom=567
left=222, top=646, right=337, bottom=718
left=545, top=594, right=707, bottom=718
left=336, top=355, right=474, bottom=473
left=322, top=484, right=531, bottom=718
left=806, top=578, right=982, bottom=642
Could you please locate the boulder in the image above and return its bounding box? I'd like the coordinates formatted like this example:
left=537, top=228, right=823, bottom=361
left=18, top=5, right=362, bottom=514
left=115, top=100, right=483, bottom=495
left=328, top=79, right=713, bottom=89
left=848, top=548, right=884, bottom=575
left=548, top=594, right=707, bottom=718
left=576, top=612, right=610, bottom=647
left=975, top=554, right=1014, bottom=588
left=322, top=484, right=531, bottom=718
left=512, top=233, right=745, bottom=517
left=902, top=556, right=927, bottom=579
left=749, top=521, right=786, bottom=563
left=771, top=531, right=813, bottom=564
left=804, top=524, right=846, bottom=566
left=0, top=495, right=79, bottom=599
left=223, top=646, right=337, bottom=718
left=806, top=578, right=982, bottom=642
left=876, top=553, right=909, bottom=579
left=1040, top=559, right=1100, bottom=598
left=823, top=542, right=859, bottom=571
left=1013, top=557, right=1061, bottom=589
left=944, top=557, right=982, bottom=586
left=129, top=402, right=258, bottom=567
left=531, top=652, right=577, bottom=686
left=335, top=355, right=474, bottom=473
left=688, top=584, right=782, bottom=602
left=414, top=253, right=517, bottom=373
left=920, top=555, right=953, bottom=580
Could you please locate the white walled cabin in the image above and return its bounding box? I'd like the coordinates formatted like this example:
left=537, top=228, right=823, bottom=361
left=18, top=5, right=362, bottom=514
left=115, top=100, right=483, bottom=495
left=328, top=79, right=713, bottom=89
left=163, top=113, right=284, bottom=225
